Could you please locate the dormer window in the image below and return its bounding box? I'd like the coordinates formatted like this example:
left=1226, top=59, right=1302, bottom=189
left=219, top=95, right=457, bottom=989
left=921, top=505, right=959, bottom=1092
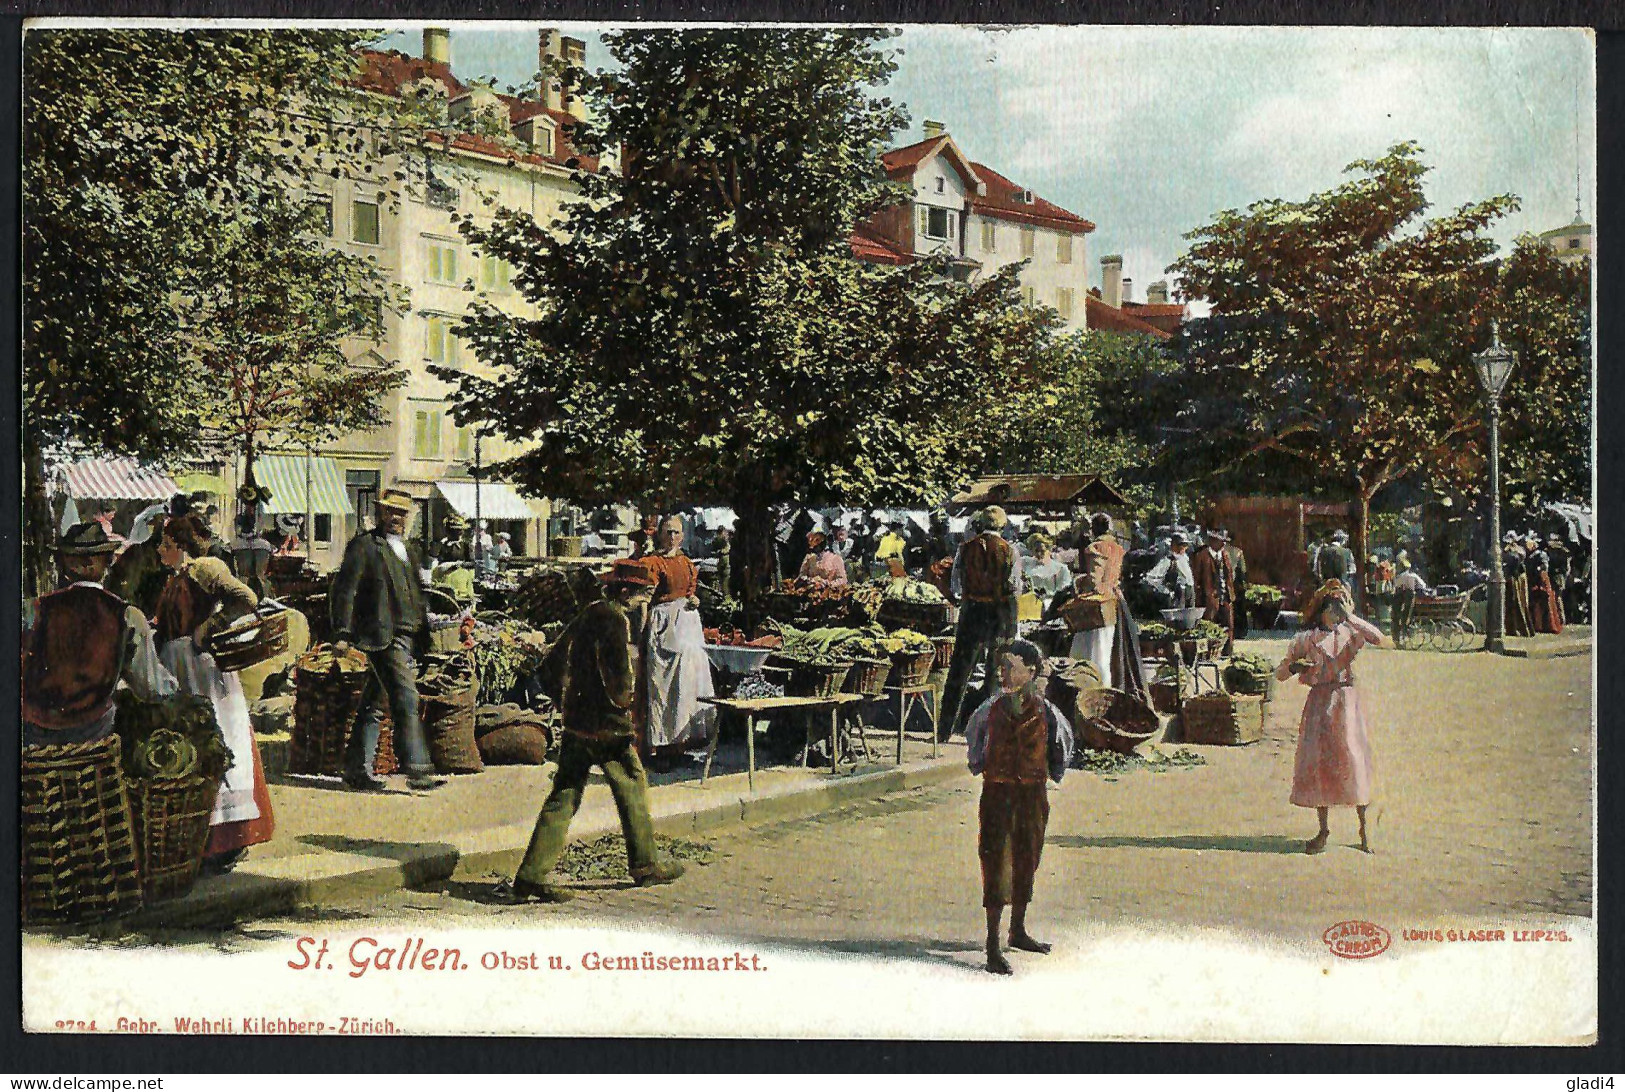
left=1021, top=189, right=1036, bottom=205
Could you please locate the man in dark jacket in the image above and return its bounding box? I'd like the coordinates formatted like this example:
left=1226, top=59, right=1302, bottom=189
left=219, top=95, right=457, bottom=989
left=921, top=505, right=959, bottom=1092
left=941, top=506, right=1023, bottom=741
left=1191, top=528, right=1238, bottom=656
left=498, top=559, right=686, bottom=903
left=330, top=488, right=444, bottom=793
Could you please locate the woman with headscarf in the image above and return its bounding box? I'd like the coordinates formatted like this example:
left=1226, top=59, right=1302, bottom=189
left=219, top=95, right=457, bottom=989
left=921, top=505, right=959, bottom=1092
left=153, top=513, right=275, bottom=872
left=641, top=516, right=717, bottom=766
left=797, top=530, right=848, bottom=585
left=1276, top=580, right=1386, bottom=855
left=1525, top=533, right=1563, bottom=635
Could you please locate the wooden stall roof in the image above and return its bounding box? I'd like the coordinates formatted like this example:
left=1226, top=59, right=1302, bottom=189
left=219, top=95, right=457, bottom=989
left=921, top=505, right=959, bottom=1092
left=948, top=474, right=1129, bottom=516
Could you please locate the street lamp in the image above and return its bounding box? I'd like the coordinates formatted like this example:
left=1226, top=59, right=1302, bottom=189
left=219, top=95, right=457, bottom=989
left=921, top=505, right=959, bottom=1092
left=1472, top=321, right=1518, bottom=654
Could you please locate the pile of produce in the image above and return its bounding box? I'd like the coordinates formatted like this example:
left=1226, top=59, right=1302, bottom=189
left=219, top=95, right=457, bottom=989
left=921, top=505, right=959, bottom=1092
left=703, top=626, right=780, bottom=649
left=1138, top=621, right=1175, bottom=642
left=471, top=620, right=552, bottom=705
left=778, top=576, right=852, bottom=603
left=1248, top=585, right=1285, bottom=607
left=883, top=629, right=936, bottom=656
left=1073, top=745, right=1208, bottom=777
left=881, top=579, right=946, bottom=604
left=848, top=583, right=884, bottom=621
left=550, top=834, right=715, bottom=883
left=1152, top=661, right=1192, bottom=686
left=733, top=672, right=785, bottom=700
left=114, top=691, right=232, bottom=782
left=1191, top=619, right=1228, bottom=642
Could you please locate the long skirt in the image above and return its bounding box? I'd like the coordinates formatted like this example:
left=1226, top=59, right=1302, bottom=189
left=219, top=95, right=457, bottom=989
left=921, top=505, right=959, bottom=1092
left=1290, top=682, right=1373, bottom=808
left=159, top=638, right=275, bottom=852
left=979, top=781, right=1049, bottom=908
left=1529, top=573, right=1564, bottom=635
left=1506, top=574, right=1534, bottom=637
left=1069, top=625, right=1115, bottom=689
left=643, top=600, right=717, bottom=750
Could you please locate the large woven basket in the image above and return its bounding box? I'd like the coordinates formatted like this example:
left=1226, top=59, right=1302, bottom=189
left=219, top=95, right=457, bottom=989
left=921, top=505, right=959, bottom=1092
left=1181, top=692, right=1265, bottom=745
left=1074, top=687, right=1161, bottom=754
left=1061, top=593, right=1117, bottom=633
left=208, top=606, right=291, bottom=674
left=127, top=773, right=221, bottom=903
left=22, top=736, right=143, bottom=925
left=1148, top=679, right=1184, bottom=716
left=840, top=657, right=892, bottom=697
left=876, top=598, right=950, bottom=635
left=889, top=649, right=936, bottom=689
left=785, top=660, right=852, bottom=699
left=291, top=648, right=398, bottom=778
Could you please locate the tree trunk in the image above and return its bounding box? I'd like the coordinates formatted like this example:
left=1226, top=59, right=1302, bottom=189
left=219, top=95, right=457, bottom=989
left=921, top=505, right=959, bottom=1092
left=732, top=494, right=779, bottom=634
left=1353, top=488, right=1373, bottom=615
left=23, top=428, right=55, bottom=599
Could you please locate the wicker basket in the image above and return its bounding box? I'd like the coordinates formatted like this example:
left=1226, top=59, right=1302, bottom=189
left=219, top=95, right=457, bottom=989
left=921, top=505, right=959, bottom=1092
left=889, top=649, right=936, bottom=689
left=22, top=736, right=143, bottom=925
left=127, top=773, right=221, bottom=903
left=785, top=660, right=852, bottom=699
left=1148, top=679, right=1184, bottom=716
left=290, top=648, right=398, bottom=778
left=1181, top=692, right=1265, bottom=745
left=841, top=657, right=892, bottom=697
left=876, top=598, right=950, bottom=635
left=208, top=607, right=291, bottom=673
left=1061, top=593, right=1117, bottom=633
left=931, top=636, right=956, bottom=669
left=1074, top=687, right=1161, bottom=754
left=549, top=536, right=584, bottom=558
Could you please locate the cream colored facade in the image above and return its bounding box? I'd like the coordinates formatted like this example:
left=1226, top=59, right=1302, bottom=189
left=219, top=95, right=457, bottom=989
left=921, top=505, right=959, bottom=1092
left=968, top=207, right=1088, bottom=327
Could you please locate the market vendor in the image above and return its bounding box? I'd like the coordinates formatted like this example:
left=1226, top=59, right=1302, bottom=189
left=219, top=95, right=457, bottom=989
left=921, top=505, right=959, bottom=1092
left=942, top=506, right=1024, bottom=742
left=1191, top=528, right=1238, bottom=657
left=1022, top=535, right=1072, bottom=601
left=627, top=513, right=660, bottom=560
left=641, top=516, right=717, bottom=767
left=23, top=521, right=178, bottom=747
left=1145, top=530, right=1196, bottom=609
left=797, top=530, right=848, bottom=586
left=434, top=513, right=470, bottom=564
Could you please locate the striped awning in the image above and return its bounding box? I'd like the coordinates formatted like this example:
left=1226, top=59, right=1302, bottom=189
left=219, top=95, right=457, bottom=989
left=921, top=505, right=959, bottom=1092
left=255, top=455, right=355, bottom=516
left=434, top=480, right=541, bottom=522
left=57, top=457, right=178, bottom=501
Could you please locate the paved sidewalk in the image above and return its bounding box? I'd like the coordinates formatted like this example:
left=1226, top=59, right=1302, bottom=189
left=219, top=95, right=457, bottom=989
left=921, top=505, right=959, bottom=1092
left=119, top=723, right=968, bottom=930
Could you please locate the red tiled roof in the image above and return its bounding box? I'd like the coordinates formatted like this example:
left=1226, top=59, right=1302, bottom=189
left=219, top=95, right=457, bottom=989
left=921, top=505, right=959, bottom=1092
left=354, top=49, right=594, bottom=172
left=1122, top=302, right=1185, bottom=317
left=849, top=223, right=914, bottom=266
left=1086, top=294, right=1171, bottom=340
left=968, top=161, right=1094, bottom=234
left=881, top=135, right=950, bottom=180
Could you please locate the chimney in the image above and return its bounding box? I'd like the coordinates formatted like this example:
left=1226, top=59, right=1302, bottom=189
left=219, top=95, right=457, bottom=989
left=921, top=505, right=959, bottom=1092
left=538, top=28, right=564, bottom=111
left=923, top=119, right=945, bottom=139
left=1100, top=254, right=1123, bottom=310
left=562, top=37, right=587, bottom=121
left=1121, top=278, right=1134, bottom=305
left=423, top=27, right=450, bottom=67
left=1147, top=280, right=1169, bottom=305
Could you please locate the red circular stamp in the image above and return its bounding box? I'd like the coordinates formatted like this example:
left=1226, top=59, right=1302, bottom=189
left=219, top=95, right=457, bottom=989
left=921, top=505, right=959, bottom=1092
left=1322, top=920, right=1392, bottom=959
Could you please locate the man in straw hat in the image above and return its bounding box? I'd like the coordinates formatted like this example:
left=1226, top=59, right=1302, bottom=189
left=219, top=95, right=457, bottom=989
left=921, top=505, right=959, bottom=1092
left=1191, top=527, right=1238, bottom=657
left=941, top=505, right=1024, bottom=742
left=497, top=558, right=687, bottom=903
left=330, top=488, right=446, bottom=793
left=22, top=522, right=176, bottom=746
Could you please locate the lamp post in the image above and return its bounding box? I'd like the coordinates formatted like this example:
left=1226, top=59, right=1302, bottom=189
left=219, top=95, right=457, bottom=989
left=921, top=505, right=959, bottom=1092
left=1472, top=321, right=1518, bottom=654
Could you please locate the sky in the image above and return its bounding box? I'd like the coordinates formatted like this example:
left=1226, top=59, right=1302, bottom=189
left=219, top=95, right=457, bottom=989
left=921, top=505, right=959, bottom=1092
left=376, top=23, right=1594, bottom=303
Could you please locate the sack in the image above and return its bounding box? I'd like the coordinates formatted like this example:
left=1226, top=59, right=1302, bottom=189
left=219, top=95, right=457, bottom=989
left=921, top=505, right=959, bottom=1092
left=477, top=723, right=553, bottom=765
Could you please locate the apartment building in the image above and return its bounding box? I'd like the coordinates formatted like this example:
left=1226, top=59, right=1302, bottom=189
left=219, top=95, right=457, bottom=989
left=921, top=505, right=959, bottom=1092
left=851, top=122, right=1096, bottom=330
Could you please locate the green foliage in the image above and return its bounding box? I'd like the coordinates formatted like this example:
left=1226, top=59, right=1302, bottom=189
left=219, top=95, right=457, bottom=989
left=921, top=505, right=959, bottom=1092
left=439, top=28, right=1058, bottom=524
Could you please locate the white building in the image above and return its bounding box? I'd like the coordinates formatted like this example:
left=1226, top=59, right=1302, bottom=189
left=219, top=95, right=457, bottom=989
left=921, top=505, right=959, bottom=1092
left=1537, top=216, right=1592, bottom=266
left=851, top=122, right=1096, bottom=330
left=226, top=28, right=591, bottom=568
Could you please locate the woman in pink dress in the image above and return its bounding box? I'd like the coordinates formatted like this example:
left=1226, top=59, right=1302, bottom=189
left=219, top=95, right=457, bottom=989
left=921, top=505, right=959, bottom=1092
left=1276, top=579, right=1386, bottom=855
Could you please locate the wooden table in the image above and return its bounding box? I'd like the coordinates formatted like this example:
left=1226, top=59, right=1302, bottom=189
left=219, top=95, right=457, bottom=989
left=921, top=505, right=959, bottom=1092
left=698, top=694, right=866, bottom=791
left=875, top=683, right=939, bottom=763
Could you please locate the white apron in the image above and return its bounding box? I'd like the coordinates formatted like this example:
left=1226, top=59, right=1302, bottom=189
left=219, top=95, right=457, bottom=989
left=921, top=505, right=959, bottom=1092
left=1069, top=625, right=1116, bottom=690
left=160, top=638, right=260, bottom=826
left=643, top=600, right=717, bottom=750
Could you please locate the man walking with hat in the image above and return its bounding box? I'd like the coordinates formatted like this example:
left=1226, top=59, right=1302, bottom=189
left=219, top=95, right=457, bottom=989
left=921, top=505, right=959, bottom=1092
left=1314, top=529, right=1356, bottom=590
left=23, top=522, right=177, bottom=746
left=497, top=558, right=686, bottom=902
left=330, top=488, right=445, bottom=793
left=1191, top=528, right=1238, bottom=657
left=941, top=505, right=1024, bottom=741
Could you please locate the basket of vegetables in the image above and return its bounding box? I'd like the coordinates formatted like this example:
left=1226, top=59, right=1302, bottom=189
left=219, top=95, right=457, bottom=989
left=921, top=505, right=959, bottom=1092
left=1190, top=618, right=1228, bottom=657
left=1148, top=662, right=1189, bottom=715
left=876, top=579, right=949, bottom=634
left=1138, top=621, right=1175, bottom=660
left=883, top=629, right=938, bottom=688
left=783, top=655, right=853, bottom=699
left=1222, top=652, right=1276, bottom=699
left=1247, top=585, right=1286, bottom=629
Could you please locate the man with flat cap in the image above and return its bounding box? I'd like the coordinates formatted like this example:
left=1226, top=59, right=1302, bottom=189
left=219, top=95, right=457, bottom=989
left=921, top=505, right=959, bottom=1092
left=330, top=488, right=445, bottom=793
left=23, top=522, right=177, bottom=746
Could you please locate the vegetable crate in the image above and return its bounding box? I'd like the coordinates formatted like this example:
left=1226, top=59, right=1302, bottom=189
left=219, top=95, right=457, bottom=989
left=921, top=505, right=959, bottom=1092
left=1180, top=692, right=1265, bottom=746
left=21, top=736, right=144, bottom=925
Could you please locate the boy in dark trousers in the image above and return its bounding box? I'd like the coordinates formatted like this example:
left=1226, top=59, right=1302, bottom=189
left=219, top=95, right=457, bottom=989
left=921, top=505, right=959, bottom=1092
left=962, top=639, right=1074, bottom=975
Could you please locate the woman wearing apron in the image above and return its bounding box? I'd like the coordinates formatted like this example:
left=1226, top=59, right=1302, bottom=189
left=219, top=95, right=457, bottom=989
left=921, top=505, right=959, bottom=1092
left=640, top=516, right=717, bottom=769
left=154, top=513, right=275, bottom=872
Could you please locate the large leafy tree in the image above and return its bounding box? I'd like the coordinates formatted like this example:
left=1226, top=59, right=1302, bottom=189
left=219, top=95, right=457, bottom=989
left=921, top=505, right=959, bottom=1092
left=1165, top=142, right=1523, bottom=590
left=23, top=28, right=412, bottom=593
left=443, top=28, right=1056, bottom=607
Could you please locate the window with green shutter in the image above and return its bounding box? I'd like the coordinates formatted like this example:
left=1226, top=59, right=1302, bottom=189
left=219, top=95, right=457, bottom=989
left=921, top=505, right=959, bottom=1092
left=352, top=198, right=381, bottom=245
left=413, top=409, right=442, bottom=460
